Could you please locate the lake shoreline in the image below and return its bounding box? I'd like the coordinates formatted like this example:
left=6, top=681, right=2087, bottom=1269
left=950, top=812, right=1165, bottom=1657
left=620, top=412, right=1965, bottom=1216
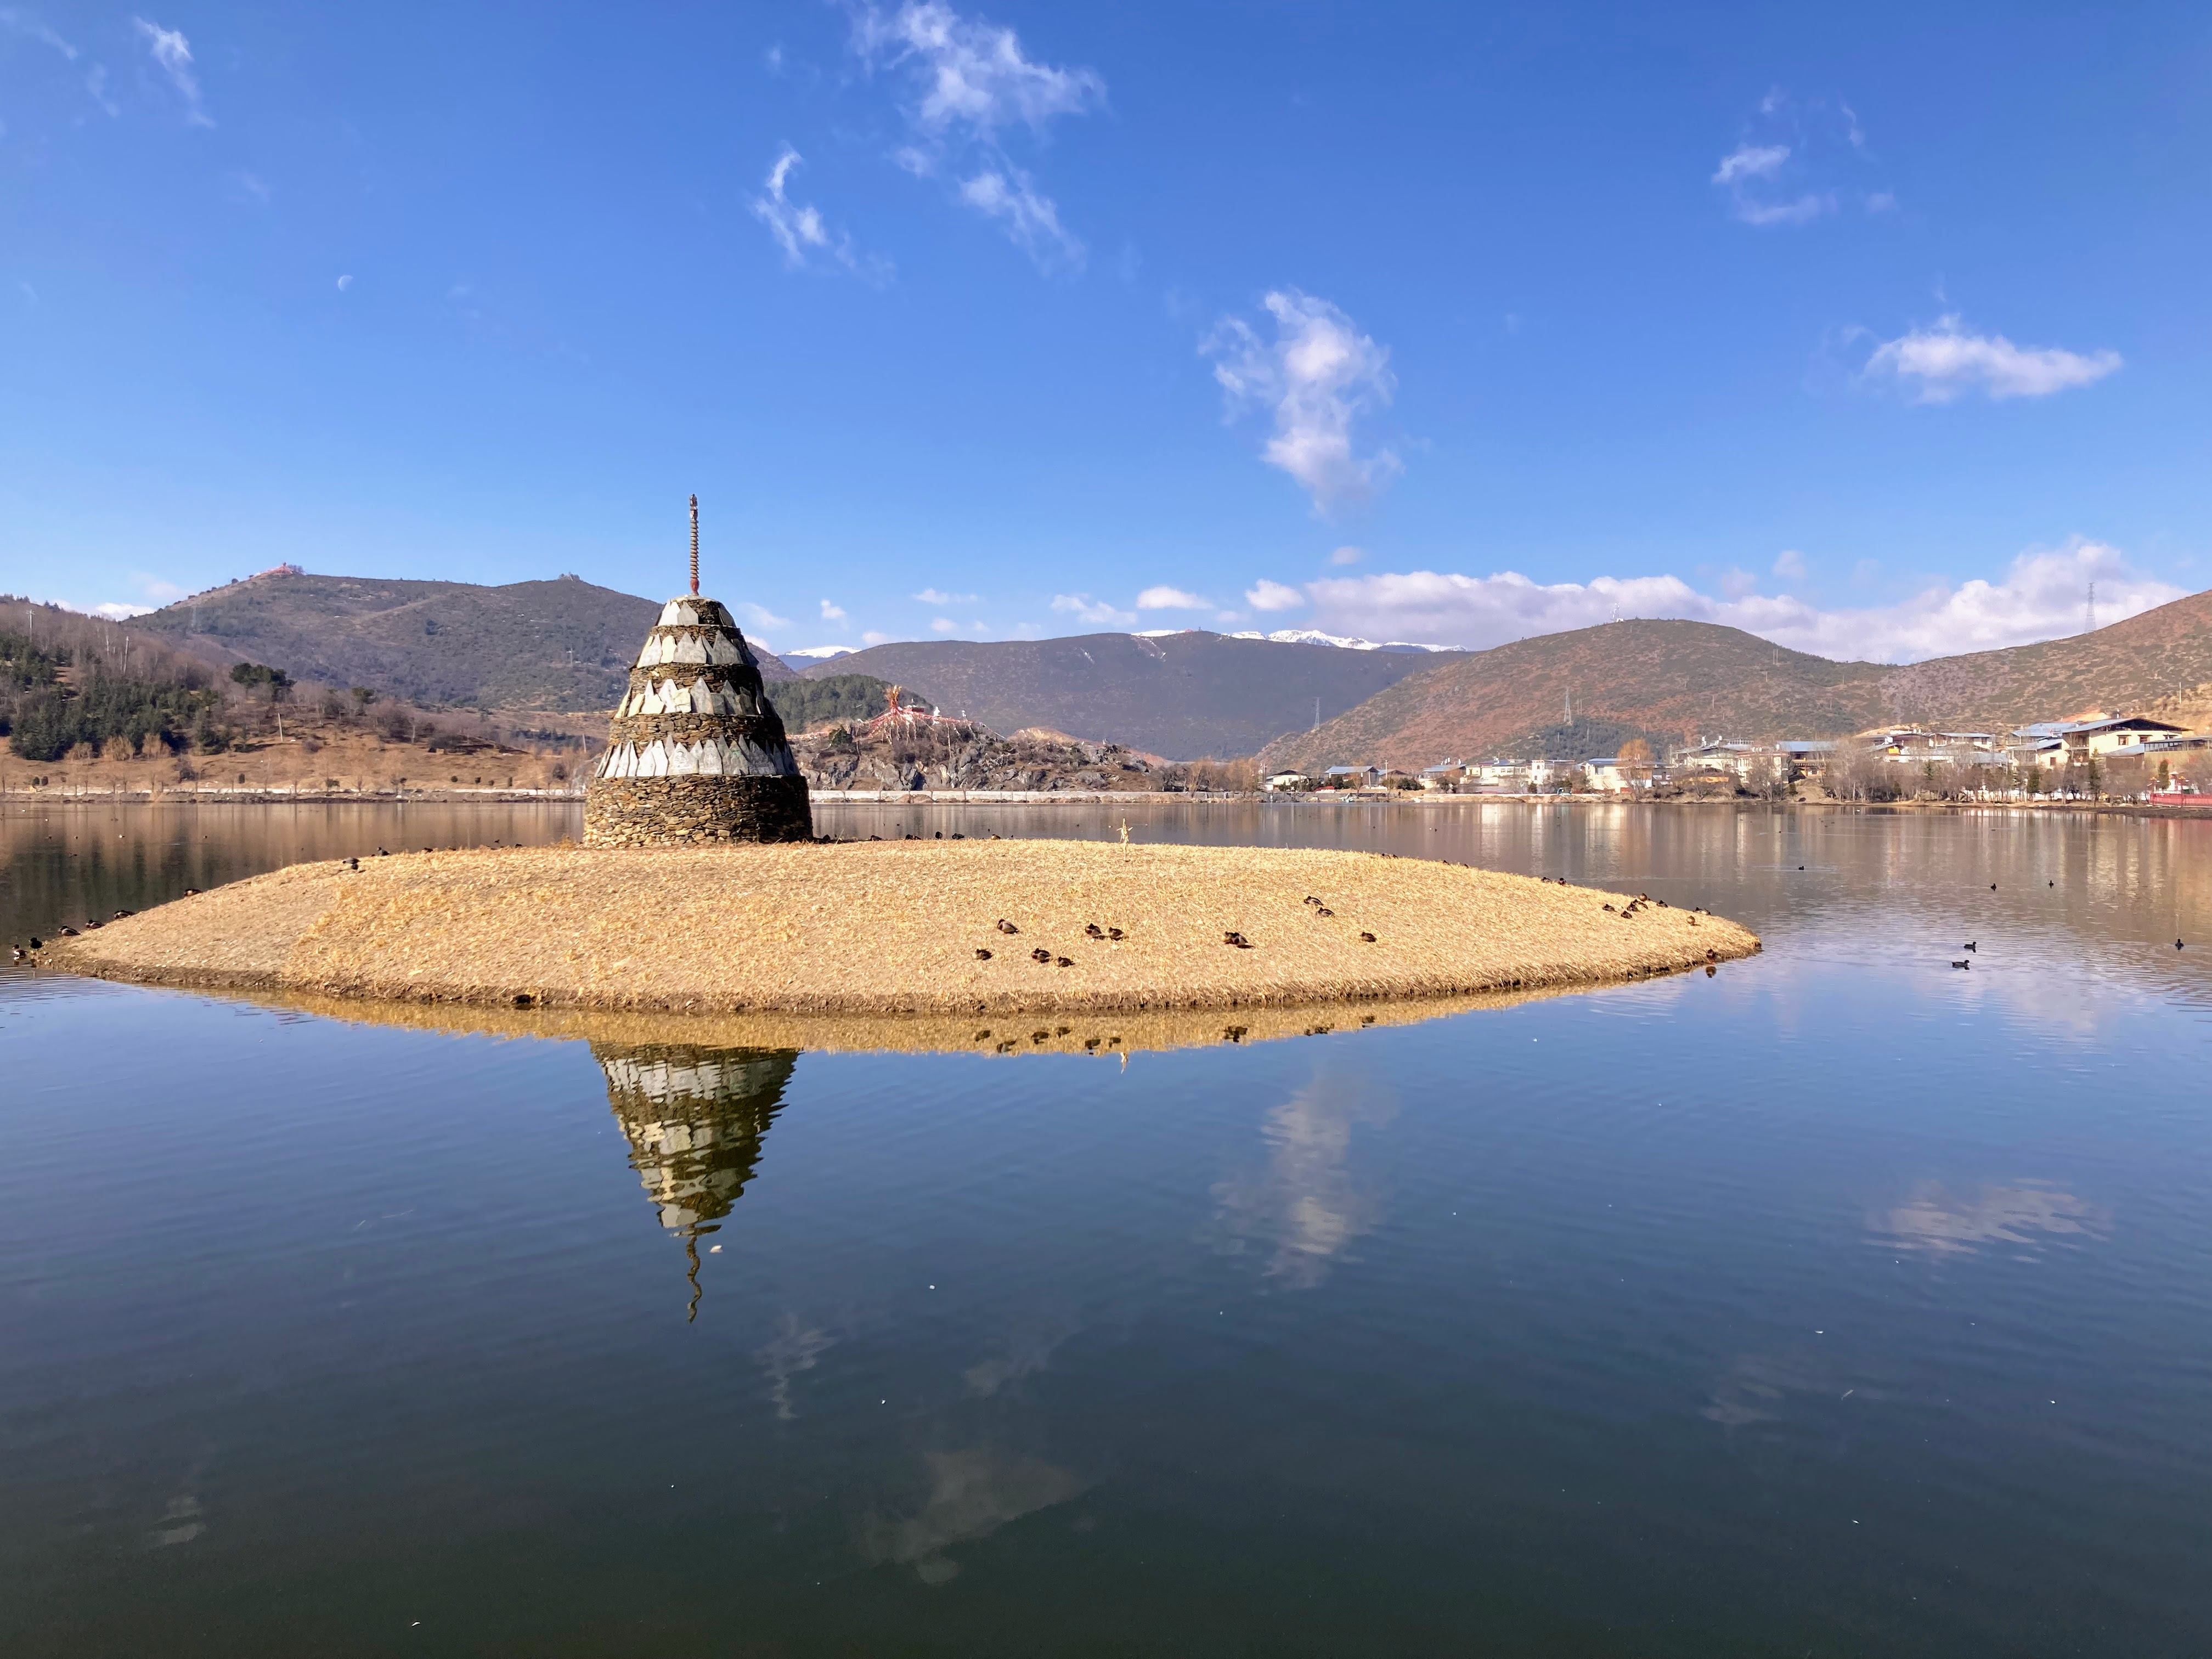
left=5, top=786, right=2209, bottom=818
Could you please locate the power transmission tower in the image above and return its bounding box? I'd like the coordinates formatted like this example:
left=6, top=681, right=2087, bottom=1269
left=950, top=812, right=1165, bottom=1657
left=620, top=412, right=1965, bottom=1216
left=2086, top=580, right=2096, bottom=634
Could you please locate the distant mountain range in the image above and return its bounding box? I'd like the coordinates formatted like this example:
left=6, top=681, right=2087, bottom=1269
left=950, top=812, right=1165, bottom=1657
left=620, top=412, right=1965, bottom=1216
left=134, top=572, right=796, bottom=712
left=799, top=630, right=1462, bottom=758
left=1256, top=588, right=2212, bottom=772
left=118, top=568, right=2212, bottom=765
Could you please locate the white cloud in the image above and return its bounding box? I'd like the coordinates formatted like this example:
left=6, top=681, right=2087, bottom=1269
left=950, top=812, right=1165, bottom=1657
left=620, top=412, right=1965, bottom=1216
left=84, top=63, right=119, bottom=115
left=1245, top=579, right=1305, bottom=612
left=912, top=588, right=979, bottom=605
left=1136, top=585, right=1209, bottom=611
left=132, top=16, right=211, bottom=126
left=1051, top=592, right=1136, bottom=627
left=930, top=616, right=958, bottom=633
left=1862, top=313, right=2120, bottom=403
left=1202, top=289, right=1401, bottom=514
left=1327, top=545, right=1365, bottom=566
left=1300, top=539, right=2181, bottom=664
left=52, top=574, right=184, bottom=619
left=862, top=629, right=891, bottom=646
left=850, top=2, right=1102, bottom=272
left=1772, top=549, right=1808, bottom=582
left=0, top=8, right=77, bottom=59
left=957, top=167, right=1082, bottom=270
left=751, top=145, right=886, bottom=280
left=736, top=601, right=792, bottom=633
left=820, top=599, right=848, bottom=623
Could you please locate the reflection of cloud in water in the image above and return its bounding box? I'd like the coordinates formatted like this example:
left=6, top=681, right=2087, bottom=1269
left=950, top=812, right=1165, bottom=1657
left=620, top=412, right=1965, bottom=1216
left=755, top=1313, right=836, bottom=1421
left=964, top=1317, right=1077, bottom=1399
left=1873, top=1180, right=2108, bottom=1257
left=859, top=1449, right=1084, bottom=1585
left=1702, top=1344, right=1869, bottom=1430
left=1213, top=1068, right=1395, bottom=1288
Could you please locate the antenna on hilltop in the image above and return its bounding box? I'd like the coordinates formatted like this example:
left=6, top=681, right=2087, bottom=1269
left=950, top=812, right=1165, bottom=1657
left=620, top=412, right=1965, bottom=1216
left=689, top=495, right=700, bottom=596
left=1313, top=696, right=1320, bottom=732
left=2085, top=580, right=2096, bottom=635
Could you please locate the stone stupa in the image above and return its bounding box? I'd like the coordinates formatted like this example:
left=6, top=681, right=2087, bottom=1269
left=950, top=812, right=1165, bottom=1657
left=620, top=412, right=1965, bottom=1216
left=583, top=495, right=812, bottom=846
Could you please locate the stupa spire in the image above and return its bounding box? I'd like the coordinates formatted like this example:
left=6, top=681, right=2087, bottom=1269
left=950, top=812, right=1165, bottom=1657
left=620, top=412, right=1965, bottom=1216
left=689, top=493, right=699, bottom=597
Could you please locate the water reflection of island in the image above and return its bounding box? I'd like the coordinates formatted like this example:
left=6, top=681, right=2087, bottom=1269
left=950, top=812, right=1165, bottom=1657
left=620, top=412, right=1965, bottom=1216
left=591, top=1042, right=798, bottom=1318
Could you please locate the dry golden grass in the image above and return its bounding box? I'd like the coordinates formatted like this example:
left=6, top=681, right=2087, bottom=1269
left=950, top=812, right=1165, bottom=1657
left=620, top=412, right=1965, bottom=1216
left=52, top=840, right=1758, bottom=1016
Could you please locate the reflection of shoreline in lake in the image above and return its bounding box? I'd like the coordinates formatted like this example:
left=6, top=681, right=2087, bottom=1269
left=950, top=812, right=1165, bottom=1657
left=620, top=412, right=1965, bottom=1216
left=592, top=1042, right=797, bottom=1318
left=179, top=985, right=1556, bottom=1058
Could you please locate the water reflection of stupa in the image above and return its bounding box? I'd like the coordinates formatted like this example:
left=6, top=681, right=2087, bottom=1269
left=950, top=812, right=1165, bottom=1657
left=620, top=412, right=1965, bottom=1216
left=592, top=1042, right=798, bottom=1319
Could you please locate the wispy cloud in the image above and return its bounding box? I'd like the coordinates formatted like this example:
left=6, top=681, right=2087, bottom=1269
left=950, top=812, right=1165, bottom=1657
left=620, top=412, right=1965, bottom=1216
left=956, top=167, right=1081, bottom=270
left=1136, top=585, right=1208, bottom=611
left=132, top=15, right=211, bottom=126
left=226, top=170, right=270, bottom=205
left=1298, top=539, right=2180, bottom=663
left=1861, top=313, right=2120, bottom=402
left=1051, top=592, right=1136, bottom=627
left=1245, top=579, right=1304, bottom=612
left=1327, top=545, right=1364, bottom=566
left=850, top=1, right=1103, bottom=272
left=1, top=7, right=77, bottom=59
left=751, top=145, right=887, bottom=280
left=1203, top=290, right=1401, bottom=514
left=819, top=599, right=848, bottom=623
left=912, top=587, right=979, bottom=605
left=1712, top=90, right=1886, bottom=226
left=852, top=1, right=1104, bottom=138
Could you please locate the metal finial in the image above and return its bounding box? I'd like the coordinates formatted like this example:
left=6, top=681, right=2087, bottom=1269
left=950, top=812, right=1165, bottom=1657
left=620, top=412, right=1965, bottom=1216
left=689, top=494, right=699, bottom=596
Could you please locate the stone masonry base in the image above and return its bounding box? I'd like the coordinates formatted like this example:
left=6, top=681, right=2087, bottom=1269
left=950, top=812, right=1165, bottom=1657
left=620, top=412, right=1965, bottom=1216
left=584, top=775, right=814, bottom=846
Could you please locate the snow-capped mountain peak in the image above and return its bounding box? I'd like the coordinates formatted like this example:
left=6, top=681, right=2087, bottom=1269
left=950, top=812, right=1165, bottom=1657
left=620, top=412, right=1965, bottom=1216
left=1225, top=628, right=1454, bottom=654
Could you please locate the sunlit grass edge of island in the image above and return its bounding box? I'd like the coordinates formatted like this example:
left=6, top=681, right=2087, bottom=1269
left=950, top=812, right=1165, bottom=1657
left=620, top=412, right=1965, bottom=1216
left=48, top=839, right=1759, bottom=1020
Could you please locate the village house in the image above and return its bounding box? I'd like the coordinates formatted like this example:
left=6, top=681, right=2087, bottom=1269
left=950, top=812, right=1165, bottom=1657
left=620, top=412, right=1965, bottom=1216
left=1321, top=764, right=1383, bottom=789
left=2051, top=715, right=2186, bottom=760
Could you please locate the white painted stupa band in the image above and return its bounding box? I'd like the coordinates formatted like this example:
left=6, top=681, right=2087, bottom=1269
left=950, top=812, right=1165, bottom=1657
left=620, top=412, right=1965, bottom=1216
left=615, top=678, right=758, bottom=717
left=592, top=738, right=799, bottom=780
left=635, top=631, right=748, bottom=668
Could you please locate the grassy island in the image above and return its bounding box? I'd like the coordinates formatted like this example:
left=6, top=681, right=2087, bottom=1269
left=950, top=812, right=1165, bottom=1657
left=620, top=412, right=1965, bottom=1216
left=48, top=840, right=1758, bottom=1017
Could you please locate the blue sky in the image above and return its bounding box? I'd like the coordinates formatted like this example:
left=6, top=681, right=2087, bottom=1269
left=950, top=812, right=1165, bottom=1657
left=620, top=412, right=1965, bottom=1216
left=3, top=1, right=2207, bottom=662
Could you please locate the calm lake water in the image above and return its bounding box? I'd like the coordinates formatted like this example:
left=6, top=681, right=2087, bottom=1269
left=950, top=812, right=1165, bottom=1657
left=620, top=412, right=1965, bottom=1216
left=3, top=800, right=2209, bottom=1656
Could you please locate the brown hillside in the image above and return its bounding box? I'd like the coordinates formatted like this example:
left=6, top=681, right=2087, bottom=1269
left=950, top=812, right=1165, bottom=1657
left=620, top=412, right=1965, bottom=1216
left=132, top=571, right=797, bottom=715
left=1260, top=589, right=2212, bottom=771
left=1880, top=588, right=2212, bottom=727
left=1259, top=620, right=1892, bottom=771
